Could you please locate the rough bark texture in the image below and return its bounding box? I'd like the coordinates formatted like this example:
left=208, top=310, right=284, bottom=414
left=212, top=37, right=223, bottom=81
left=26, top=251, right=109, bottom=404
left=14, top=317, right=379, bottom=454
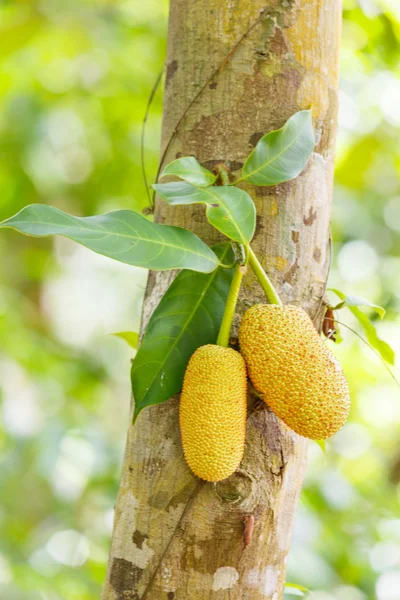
left=103, top=0, right=342, bottom=598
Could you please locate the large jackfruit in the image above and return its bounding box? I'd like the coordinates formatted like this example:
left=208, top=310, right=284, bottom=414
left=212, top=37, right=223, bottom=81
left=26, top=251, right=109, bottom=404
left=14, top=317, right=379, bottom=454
left=179, top=344, right=247, bottom=482
left=239, top=304, right=350, bottom=440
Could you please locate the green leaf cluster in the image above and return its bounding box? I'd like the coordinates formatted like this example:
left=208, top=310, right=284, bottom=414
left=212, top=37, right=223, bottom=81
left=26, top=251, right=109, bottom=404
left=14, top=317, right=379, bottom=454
left=0, top=100, right=395, bottom=425
left=0, top=109, right=317, bottom=419
left=0, top=109, right=315, bottom=276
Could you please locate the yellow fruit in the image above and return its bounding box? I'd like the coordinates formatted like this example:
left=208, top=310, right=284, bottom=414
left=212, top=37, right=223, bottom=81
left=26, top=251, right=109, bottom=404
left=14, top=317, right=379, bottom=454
left=239, top=304, right=350, bottom=440
left=179, top=344, right=247, bottom=482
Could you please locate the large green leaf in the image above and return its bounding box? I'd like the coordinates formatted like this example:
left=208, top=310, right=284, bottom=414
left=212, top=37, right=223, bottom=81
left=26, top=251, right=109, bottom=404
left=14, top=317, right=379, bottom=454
left=161, top=156, right=217, bottom=186
left=131, top=243, right=235, bottom=422
left=0, top=204, right=220, bottom=273
left=240, top=110, right=315, bottom=186
left=153, top=181, right=256, bottom=244
left=330, top=289, right=394, bottom=365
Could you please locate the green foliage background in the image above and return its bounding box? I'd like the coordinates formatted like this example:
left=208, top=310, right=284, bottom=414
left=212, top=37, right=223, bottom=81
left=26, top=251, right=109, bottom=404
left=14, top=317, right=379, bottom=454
left=0, top=1, right=399, bottom=598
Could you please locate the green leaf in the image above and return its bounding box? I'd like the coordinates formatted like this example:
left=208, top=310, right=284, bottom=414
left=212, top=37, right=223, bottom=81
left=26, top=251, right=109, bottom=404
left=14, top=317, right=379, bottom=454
left=241, top=110, right=315, bottom=186
left=329, top=289, right=385, bottom=317
left=315, top=439, right=326, bottom=454
left=349, top=307, right=394, bottom=365
left=154, top=181, right=256, bottom=244
left=330, top=289, right=394, bottom=365
left=285, top=583, right=310, bottom=596
left=111, top=331, right=139, bottom=349
left=131, top=243, right=235, bottom=422
left=0, top=204, right=220, bottom=273
left=161, top=157, right=217, bottom=186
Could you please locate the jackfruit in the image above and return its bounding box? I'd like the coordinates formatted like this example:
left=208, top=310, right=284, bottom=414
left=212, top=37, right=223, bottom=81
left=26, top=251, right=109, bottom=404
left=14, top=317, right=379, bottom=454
left=239, top=304, right=350, bottom=440
left=179, top=344, right=247, bottom=482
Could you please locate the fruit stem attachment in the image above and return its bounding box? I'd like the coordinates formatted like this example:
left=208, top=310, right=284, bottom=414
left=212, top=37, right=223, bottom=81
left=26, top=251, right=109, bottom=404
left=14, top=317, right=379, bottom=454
left=217, top=261, right=246, bottom=348
left=247, top=245, right=282, bottom=306
left=214, top=163, right=250, bottom=346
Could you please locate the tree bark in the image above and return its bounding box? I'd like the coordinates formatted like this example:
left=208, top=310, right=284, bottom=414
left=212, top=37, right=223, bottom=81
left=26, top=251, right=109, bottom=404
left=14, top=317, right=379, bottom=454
left=103, top=1, right=342, bottom=598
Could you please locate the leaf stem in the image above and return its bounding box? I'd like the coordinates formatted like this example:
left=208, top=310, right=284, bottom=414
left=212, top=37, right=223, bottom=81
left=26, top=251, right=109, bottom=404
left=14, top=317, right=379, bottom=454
left=247, top=245, right=282, bottom=306
left=216, top=262, right=245, bottom=347
left=215, top=163, right=231, bottom=187
left=214, top=164, right=253, bottom=346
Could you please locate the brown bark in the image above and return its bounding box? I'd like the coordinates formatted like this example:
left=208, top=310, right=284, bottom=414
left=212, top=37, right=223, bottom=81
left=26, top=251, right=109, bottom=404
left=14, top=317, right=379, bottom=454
left=103, top=0, right=342, bottom=598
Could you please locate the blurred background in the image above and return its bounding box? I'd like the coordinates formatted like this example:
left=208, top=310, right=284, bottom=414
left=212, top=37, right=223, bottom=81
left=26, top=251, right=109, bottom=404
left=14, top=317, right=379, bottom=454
left=0, top=1, right=399, bottom=599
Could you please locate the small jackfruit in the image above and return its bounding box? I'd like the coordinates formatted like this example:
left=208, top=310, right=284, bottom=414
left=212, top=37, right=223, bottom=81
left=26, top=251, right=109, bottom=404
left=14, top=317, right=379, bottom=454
left=239, top=304, right=350, bottom=440
left=179, top=344, right=247, bottom=482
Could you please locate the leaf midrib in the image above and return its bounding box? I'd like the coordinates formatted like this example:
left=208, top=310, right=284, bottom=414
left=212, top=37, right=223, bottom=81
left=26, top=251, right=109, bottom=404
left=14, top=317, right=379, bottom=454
left=201, top=187, right=246, bottom=243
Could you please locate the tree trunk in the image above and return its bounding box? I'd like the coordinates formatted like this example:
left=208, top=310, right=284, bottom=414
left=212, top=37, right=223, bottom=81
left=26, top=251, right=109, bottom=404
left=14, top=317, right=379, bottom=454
left=102, top=1, right=342, bottom=598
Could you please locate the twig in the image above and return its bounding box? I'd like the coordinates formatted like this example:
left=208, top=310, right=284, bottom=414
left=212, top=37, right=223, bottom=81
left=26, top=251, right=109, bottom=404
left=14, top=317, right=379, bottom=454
left=312, top=228, right=333, bottom=324
left=141, top=68, right=164, bottom=209
left=152, top=9, right=268, bottom=205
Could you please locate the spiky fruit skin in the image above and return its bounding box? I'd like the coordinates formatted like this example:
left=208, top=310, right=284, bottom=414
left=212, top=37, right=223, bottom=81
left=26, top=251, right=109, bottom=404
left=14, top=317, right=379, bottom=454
left=179, top=345, right=247, bottom=482
left=239, top=304, right=350, bottom=440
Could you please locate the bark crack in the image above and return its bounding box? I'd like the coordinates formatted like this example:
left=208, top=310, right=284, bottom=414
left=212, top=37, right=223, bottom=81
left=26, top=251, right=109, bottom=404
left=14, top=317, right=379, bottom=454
left=140, top=480, right=204, bottom=599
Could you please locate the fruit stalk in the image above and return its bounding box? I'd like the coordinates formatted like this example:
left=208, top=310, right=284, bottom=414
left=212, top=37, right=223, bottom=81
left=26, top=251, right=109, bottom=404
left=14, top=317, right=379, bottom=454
left=247, top=245, right=282, bottom=306
left=215, top=162, right=281, bottom=306
left=216, top=262, right=246, bottom=347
